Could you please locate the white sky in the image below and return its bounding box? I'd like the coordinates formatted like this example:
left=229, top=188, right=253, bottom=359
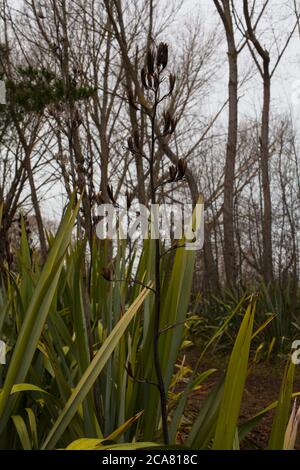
left=179, top=0, right=300, bottom=121
left=5, top=0, right=300, bottom=218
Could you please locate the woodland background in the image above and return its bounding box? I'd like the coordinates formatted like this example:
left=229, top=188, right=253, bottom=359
left=1, top=0, right=300, bottom=292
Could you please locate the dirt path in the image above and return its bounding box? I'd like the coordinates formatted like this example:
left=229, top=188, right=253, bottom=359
left=182, top=354, right=300, bottom=449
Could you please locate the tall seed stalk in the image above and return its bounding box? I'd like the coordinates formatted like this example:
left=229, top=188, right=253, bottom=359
left=126, top=43, right=187, bottom=444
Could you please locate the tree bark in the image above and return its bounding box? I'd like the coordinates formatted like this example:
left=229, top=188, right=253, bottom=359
left=214, top=0, right=238, bottom=288
left=24, top=150, right=47, bottom=262
left=261, top=69, right=273, bottom=283
left=243, top=0, right=273, bottom=284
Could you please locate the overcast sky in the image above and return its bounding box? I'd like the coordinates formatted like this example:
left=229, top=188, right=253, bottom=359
left=179, top=0, right=300, bottom=121
left=6, top=0, right=300, bottom=218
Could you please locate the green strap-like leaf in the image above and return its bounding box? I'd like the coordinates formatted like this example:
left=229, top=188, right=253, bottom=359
left=0, top=197, right=80, bottom=432
left=11, top=415, right=32, bottom=450
left=268, top=357, right=295, bottom=449
left=212, top=299, right=256, bottom=450
left=41, top=285, right=151, bottom=450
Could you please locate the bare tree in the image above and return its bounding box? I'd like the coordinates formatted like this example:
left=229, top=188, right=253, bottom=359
left=239, top=0, right=299, bottom=284
left=213, top=0, right=238, bottom=288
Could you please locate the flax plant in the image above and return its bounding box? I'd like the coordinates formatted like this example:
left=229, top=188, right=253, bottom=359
left=122, top=42, right=188, bottom=444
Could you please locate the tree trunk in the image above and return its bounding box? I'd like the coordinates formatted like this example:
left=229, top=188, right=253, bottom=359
left=261, top=69, right=273, bottom=283
left=25, top=151, right=47, bottom=263
left=242, top=0, right=274, bottom=284
left=214, top=0, right=238, bottom=288
left=223, top=23, right=238, bottom=287
left=203, top=224, right=220, bottom=292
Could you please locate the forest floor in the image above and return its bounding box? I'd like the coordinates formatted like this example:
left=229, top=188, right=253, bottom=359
left=181, top=351, right=300, bottom=449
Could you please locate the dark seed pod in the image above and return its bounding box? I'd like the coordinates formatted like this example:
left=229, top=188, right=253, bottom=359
left=163, top=110, right=172, bottom=134
left=107, top=185, right=117, bottom=205
left=146, top=48, right=155, bottom=76
left=169, top=165, right=178, bottom=182
left=177, top=159, right=187, bottom=180
left=102, top=267, right=112, bottom=282
left=127, top=136, right=135, bottom=154
left=141, top=68, right=148, bottom=89
left=169, top=73, right=176, bottom=95
left=170, top=118, right=178, bottom=135
left=147, top=73, right=153, bottom=89
left=157, top=42, right=168, bottom=69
